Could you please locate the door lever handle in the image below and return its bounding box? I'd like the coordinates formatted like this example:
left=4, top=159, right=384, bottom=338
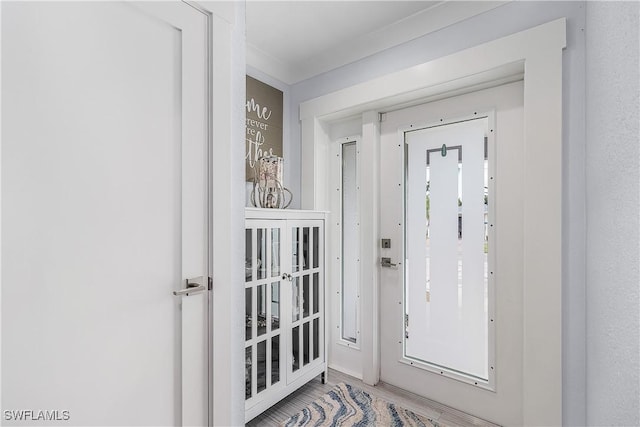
left=381, top=257, right=397, bottom=268
left=173, top=276, right=209, bottom=296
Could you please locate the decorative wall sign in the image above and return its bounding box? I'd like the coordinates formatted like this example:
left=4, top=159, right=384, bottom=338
left=246, top=76, right=283, bottom=181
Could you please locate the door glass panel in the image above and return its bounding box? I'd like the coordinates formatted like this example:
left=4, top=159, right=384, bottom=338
left=271, top=282, right=280, bottom=331
left=245, top=347, right=252, bottom=399
left=404, top=119, right=489, bottom=381
left=303, top=275, right=310, bottom=318
left=313, top=273, right=319, bottom=314
left=245, top=229, right=252, bottom=282
left=292, top=277, right=300, bottom=322
left=271, top=228, right=280, bottom=277
left=257, top=340, right=266, bottom=393
left=257, top=228, right=266, bottom=279
left=257, top=284, right=266, bottom=337
left=292, top=227, right=299, bottom=272
left=245, top=287, right=252, bottom=341
left=292, top=326, right=300, bottom=372
left=271, top=335, right=280, bottom=385
left=342, top=142, right=358, bottom=343
left=303, top=322, right=310, bottom=366
left=313, top=227, right=319, bottom=268
left=302, top=227, right=310, bottom=270
left=313, top=318, right=320, bottom=360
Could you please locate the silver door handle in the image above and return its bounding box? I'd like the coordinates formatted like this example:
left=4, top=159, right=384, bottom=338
left=381, top=257, right=397, bottom=268
left=173, top=276, right=210, bottom=296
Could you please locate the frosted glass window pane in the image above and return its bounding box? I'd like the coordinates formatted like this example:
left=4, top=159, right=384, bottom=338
left=342, top=142, right=358, bottom=343
left=405, top=119, right=489, bottom=381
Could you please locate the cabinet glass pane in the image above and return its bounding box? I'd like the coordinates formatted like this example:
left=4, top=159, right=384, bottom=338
left=303, top=275, right=310, bottom=318
left=271, top=228, right=280, bottom=277
left=245, top=229, right=252, bottom=282
left=271, top=282, right=280, bottom=331
left=303, top=321, right=310, bottom=366
left=292, top=227, right=299, bottom=272
left=302, top=227, right=310, bottom=270
left=272, top=335, right=280, bottom=385
left=245, top=347, right=252, bottom=399
left=257, top=340, right=266, bottom=393
left=257, top=284, right=267, bottom=337
left=313, top=227, right=319, bottom=268
left=313, top=318, right=320, bottom=360
left=292, top=277, right=300, bottom=322
left=292, top=326, right=300, bottom=372
left=313, top=273, right=319, bottom=314
left=245, top=287, right=252, bottom=341
left=257, top=228, right=266, bottom=279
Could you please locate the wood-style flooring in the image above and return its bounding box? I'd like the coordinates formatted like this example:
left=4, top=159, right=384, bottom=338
left=246, top=369, right=500, bottom=426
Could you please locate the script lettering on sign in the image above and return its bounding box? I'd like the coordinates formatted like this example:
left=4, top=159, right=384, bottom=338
left=246, top=76, right=283, bottom=181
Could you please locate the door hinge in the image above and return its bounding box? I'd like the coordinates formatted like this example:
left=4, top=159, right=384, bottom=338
left=208, top=276, right=213, bottom=291
left=379, top=112, right=387, bottom=122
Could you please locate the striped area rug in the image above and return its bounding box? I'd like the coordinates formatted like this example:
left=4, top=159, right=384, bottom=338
left=280, top=383, right=438, bottom=427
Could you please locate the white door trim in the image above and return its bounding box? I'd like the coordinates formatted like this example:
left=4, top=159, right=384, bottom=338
left=190, top=2, right=245, bottom=426
left=300, top=18, right=565, bottom=426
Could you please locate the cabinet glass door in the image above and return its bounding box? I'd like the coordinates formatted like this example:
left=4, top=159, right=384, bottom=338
left=245, top=223, right=284, bottom=402
left=289, top=221, right=323, bottom=380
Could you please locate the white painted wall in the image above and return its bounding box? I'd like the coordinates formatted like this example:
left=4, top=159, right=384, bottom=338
left=286, top=2, right=587, bottom=424
left=585, top=2, right=640, bottom=426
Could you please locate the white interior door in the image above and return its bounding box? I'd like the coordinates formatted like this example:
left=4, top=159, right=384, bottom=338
left=379, top=81, right=524, bottom=426
left=1, top=2, right=209, bottom=425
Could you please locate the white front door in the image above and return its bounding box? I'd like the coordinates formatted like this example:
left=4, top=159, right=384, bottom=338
left=379, top=81, right=524, bottom=425
left=2, top=2, right=209, bottom=425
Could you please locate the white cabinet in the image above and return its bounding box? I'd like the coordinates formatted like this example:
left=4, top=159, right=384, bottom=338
left=244, top=208, right=327, bottom=422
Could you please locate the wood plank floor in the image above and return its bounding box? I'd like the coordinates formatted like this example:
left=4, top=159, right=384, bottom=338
left=246, top=369, right=500, bottom=426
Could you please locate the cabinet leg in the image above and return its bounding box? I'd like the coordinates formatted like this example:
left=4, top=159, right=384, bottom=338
left=321, top=371, right=327, bottom=384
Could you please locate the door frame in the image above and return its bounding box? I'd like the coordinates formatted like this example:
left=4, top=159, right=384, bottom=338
left=190, top=2, right=246, bottom=426
left=156, top=1, right=244, bottom=425
left=299, top=19, right=565, bottom=426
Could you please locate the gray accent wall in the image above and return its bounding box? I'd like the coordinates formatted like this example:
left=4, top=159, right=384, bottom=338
left=585, top=2, right=640, bottom=426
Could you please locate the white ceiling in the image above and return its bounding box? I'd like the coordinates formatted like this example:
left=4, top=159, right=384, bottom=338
left=246, top=1, right=506, bottom=85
